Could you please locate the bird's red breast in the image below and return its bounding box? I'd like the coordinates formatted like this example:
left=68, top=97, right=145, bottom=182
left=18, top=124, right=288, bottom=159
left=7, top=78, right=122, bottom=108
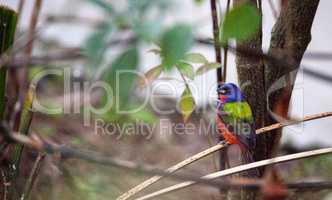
left=215, top=116, right=239, bottom=145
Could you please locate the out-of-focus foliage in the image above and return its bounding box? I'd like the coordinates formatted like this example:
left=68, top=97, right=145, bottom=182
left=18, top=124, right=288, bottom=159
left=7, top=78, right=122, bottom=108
left=128, top=104, right=157, bottom=124
left=220, top=3, right=261, bottom=43
left=84, top=22, right=113, bottom=67
left=83, top=0, right=262, bottom=124
left=196, top=62, right=221, bottom=75
left=142, top=48, right=214, bottom=121
left=160, top=24, right=193, bottom=70
left=139, top=65, right=163, bottom=87
left=184, top=53, right=208, bottom=64
left=103, top=47, right=139, bottom=107
left=295, top=155, right=332, bottom=178
left=84, top=0, right=176, bottom=123
left=193, top=0, right=206, bottom=5
left=87, top=0, right=114, bottom=14
left=179, top=87, right=196, bottom=123
left=176, top=62, right=195, bottom=80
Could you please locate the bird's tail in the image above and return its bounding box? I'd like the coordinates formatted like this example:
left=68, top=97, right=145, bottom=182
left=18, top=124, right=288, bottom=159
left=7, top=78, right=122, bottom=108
left=241, top=148, right=260, bottom=177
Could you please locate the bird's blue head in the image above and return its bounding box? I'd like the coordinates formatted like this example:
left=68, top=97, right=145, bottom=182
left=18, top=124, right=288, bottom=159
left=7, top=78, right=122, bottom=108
left=217, top=83, right=244, bottom=103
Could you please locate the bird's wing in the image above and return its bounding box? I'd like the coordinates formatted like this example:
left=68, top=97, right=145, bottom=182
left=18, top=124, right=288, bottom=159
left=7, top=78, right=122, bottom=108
left=219, top=102, right=256, bottom=149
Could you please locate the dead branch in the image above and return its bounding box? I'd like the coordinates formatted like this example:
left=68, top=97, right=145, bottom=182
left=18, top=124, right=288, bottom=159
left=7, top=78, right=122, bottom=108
left=135, top=147, right=332, bottom=200
left=116, top=112, right=332, bottom=200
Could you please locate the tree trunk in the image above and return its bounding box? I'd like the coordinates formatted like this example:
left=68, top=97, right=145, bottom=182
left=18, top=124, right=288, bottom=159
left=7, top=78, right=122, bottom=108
left=264, top=0, right=320, bottom=160
left=231, top=0, right=320, bottom=200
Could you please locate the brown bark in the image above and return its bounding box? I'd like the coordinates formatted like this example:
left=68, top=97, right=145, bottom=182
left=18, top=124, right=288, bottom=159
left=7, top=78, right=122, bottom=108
left=233, top=0, right=265, bottom=199
left=233, top=0, right=267, bottom=163
left=264, top=0, right=320, bottom=160
left=232, top=0, right=320, bottom=199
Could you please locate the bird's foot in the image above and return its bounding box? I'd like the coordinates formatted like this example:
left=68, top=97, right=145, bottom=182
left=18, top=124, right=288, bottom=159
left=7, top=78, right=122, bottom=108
left=218, top=140, right=228, bottom=146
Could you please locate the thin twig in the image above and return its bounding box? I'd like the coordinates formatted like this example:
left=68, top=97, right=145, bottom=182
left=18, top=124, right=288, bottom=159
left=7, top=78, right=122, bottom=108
left=222, top=0, right=231, bottom=82
left=45, top=15, right=103, bottom=27
left=268, top=0, right=279, bottom=19
left=116, top=111, right=332, bottom=200
left=16, top=0, right=26, bottom=23
left=1, top=170, right=8, bottom=200
left=256, top=112, right=332, bottom=134
left=210, top=0, right=222, bottom=82
left=20, top=0, right=42, bottom=92
left=135, top=147, right=332, bottom=200
left=21, top=153, right=45, bottom=200
left=10, top=84, right=36, bottom=179
left=10, top=48, right=83, bottom=67
left=219, top=1, right=231, bottom=189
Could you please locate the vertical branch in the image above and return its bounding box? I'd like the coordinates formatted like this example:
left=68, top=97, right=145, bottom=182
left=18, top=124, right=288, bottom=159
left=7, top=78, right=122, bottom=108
left=222, top=0, right=231, bottom=82
left=19, top=0, right=42, bottom=94
left=1, top=169, right=9, bottom=200
left=0, top=7, right=18, bottom=120
left=232, top=0, right=264, bottom=199
left=20, top=154, right=45, bottom=200
left=210, top=0, right=222, bottom=82
left=0, top=7, right=18, bottom=156
left=0, top=7, right=18, bottom=199
left=11, top=84, right=36, bottom=172
left=6, top=0, right=27, bottom=123
left=233, top=0, right=266, bottom=164
left=14, top=0, right=42, bottom=139
left=17, top=0, right=26, bottom=22
left=8, top=84, right=35, bottom=198
left=210, top=1, right=229, bottom=199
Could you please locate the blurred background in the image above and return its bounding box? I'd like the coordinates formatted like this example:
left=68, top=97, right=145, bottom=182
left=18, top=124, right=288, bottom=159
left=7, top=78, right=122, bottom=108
left=3, top=0, right=332, bottom=199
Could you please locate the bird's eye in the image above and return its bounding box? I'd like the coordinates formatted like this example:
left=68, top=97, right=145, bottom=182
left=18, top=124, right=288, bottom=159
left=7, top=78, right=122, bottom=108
left=219, top=88, right=228, bottom=94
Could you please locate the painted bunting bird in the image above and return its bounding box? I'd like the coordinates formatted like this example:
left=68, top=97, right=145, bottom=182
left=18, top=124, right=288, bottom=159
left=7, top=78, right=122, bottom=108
left=215, top=82, right=259, bottom=176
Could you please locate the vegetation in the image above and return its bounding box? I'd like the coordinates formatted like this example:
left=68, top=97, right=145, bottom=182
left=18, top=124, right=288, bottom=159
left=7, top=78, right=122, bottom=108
left=0, top=0, right=331, bottom=200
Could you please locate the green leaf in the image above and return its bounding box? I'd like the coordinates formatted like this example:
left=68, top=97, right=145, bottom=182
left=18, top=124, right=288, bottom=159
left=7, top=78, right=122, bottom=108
left=176, top=62, right=195, bottom=80
left=184, top=53, right=208, bottom=64
left=196, top=62, right=221, bottom=75
left=179, top=87, right=195, bottom=123
left=84, top=23, right=112, bottom=67
left=87, top=0, right=114, bottom=14
left=103, top=48, right=139, bottom=106
left=139, top=65, right=163, bottom=87
left=221, top=3, right=261, bottom=43
left=160, top=24, right=193, bottom=70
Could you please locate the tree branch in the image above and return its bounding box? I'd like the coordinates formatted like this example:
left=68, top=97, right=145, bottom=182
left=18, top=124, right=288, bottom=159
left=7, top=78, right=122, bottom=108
left=116, top=112, right=332, bottom=200
left=20, top=0, right=43, bottom=92
left=135, top=147, right=332, bottom=200
left=20, top=153, right=45, bottom=200
left=210, top=0, right=223, bottom=82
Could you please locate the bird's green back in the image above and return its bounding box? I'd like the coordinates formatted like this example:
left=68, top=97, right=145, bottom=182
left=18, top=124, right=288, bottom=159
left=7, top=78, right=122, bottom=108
left=221, top=101, right=253, bottom=124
